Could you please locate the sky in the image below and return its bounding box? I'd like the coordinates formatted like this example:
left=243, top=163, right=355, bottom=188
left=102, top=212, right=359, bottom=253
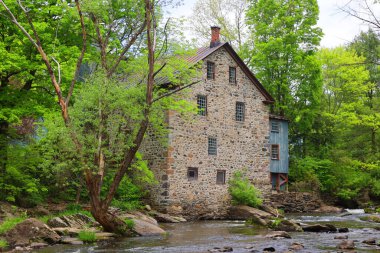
left=163, top=0, right=378, bottom=48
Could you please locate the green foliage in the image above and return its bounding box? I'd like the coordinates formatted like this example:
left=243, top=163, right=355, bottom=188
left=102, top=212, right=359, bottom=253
left=0, top=239, right=8, bottom=249
left=359, top=215, right=380, bottom=223
left=0, top=216, right=26, bottom=235
left=268, top=218, right=283, bottom=229
left=245, top=0, right=323, bottom=157
left=124, top=218, right=135, bottom=230
left=228, top=170, right=262, bottom=208
left=78, top=230, right=97, bottom=243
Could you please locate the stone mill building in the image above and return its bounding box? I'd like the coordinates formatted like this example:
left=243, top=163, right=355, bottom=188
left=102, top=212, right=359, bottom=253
left=142, top=27, right=289, bottom=218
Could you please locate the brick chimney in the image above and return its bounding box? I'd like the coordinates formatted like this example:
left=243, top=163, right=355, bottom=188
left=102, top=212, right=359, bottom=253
left=210, top=26, right=221, bottom=48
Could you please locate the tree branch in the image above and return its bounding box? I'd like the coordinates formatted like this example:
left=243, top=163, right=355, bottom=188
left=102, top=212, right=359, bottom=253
left=152, top=80, right=201, bottom=103
left=66, top=0, right=87, bottom=107
left=107, top=20, right=147, bottom=77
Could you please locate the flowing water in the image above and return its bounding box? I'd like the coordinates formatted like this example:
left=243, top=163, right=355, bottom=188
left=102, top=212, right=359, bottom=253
left=34, top=211, right=380, bottom=253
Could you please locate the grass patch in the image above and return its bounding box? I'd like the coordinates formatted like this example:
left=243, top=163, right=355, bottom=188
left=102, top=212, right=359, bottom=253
left=78, top=230, right=97, bottom=242
left=0, top=216, right=27, bottom=234
left=0, top=239, right=8, bottom=249
left=124, top=218, right=135, bottom=229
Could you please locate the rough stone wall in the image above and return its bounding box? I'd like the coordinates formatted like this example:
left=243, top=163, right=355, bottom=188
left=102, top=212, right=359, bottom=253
left=139, top=114, right=170, bottom=212
left=269, top=192, right=322, bottom=212
left=160, top=47, right=272, bottom=218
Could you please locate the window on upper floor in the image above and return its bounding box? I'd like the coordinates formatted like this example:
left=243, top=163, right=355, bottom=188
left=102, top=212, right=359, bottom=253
left=229, top=67, right=236, bottom=84
left=207, top=61, right=215, bottom=80
left=208, top=137, right=217, bottom=155
left=216, top=170, right=226, bottom=184
left=271, top=144, right=279, bottom=160
left=187, top=167, right=198, bottom=181
left=236, top=102, right=245, bottom=122
left=271, top=121, right=280, bottom=132
left=197, top=95, right=207, bottom=116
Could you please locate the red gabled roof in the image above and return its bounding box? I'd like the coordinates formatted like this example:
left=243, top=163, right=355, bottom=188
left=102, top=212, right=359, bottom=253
left=188, top=42, right=274, bottom=104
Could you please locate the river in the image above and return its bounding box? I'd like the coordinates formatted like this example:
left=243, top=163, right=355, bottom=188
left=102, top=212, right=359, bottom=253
left=34, top=211, right=380, bottom=253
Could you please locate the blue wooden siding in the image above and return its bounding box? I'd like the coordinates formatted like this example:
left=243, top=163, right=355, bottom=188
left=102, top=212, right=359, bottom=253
left=269, top=119, right=289, bottom=173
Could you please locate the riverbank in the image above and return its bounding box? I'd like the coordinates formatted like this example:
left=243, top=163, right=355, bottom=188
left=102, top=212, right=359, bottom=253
left=32, top=212, right=380, bottom=253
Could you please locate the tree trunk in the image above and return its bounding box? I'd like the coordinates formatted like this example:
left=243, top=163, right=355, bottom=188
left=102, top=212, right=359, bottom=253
left=90, top=206, right=127, bottom=234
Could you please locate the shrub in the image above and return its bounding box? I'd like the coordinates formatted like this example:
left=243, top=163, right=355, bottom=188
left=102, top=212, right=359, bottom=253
left=0, top=239, right=8, bottom=249
left=0, top=216, right=27, bottom=234
left=78, top=230, right=97, bottom=242
left=124, top=218, right=135, bottom=229
left=228, top=170, right=262, bottom=208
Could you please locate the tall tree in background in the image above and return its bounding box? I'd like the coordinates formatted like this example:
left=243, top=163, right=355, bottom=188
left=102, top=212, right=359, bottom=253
left=191, top=0, right=248, bottom=53
left=245, top=0, right=323, bottom=156
left=350, top=29, right=380, bottom=160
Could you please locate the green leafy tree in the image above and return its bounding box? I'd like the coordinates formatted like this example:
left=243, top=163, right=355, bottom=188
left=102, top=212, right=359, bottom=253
left=245, top=0, right=323, bottom=156
left=1, top=0, right=199, bottom=234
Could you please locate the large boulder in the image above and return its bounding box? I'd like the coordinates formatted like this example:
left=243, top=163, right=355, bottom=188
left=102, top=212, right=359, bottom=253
left=228, top=205, right=274, bottom=226
left=5, top=218, right=61, bottom=247
left=118, top=211, right=166, bottom=236
left=132, top=218, right=166, bottom=236
left=48, top=213, right=95, bottom=229
left=273, top=219, right=303, bottom=232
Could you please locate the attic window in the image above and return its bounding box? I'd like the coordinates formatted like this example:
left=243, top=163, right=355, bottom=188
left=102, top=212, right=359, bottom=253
left=207, top=61, right=215, bottom=80
left=271, top=144, right=279, bottom=160
left=271, top=121, right=280, bottom=132
left=229, top=67, right=236, bottom=83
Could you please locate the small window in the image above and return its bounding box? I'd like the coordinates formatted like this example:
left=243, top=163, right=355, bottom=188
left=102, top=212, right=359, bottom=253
left=216, top=170, right=226, bottom=184
left=229, top=67, right=236, bottom=83
left=271, top=121, right=280, bottom=132
left=208, top=137, right=217, bottom=155
left=236, top=102, right=245, bottom=122
left=187, top=167, right=198, bottom=181
left=207, top=61, right=215, bottom=80
left=197, top=95, right=207, bottom=116
left=271, top=144, right=279, bottom=160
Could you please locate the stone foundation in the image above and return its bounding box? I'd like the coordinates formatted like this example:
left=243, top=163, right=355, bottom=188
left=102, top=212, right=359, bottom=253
left=270, top=192, right=322, bottom=212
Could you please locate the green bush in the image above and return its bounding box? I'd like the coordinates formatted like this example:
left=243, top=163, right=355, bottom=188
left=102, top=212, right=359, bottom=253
left=0, top=239, right=8, bottom=249
left=124, top=218, right=135, bottom=229
left=228, top=170, right=262, bottom=208
left=78, top=230, right=97, bottom=242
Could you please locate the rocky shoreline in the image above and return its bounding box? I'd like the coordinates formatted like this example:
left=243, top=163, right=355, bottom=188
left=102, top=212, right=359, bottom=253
left=1, top=202, right=380, bottom=252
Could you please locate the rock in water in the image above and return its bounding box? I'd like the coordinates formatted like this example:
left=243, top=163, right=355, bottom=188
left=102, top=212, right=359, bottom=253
left=5, top=218, right=61, bottom=247
left=337, top=240, right=355, bottom=249
left=302, top=224, right=337, bottom=232
left=228, top=205, right=273, bottom=226
left=265, top=231, right=291, bottom=239
left=334, top=235, right=348, bottom=239
left=263, top=247, right=276, bottom=252
left=274, top=219, right=303, bottom=232
left=289, top=242, right=304, bottom=251
left=362, top=238, right=376, bottom=245
left=132, top=218, right=166, bottom=236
